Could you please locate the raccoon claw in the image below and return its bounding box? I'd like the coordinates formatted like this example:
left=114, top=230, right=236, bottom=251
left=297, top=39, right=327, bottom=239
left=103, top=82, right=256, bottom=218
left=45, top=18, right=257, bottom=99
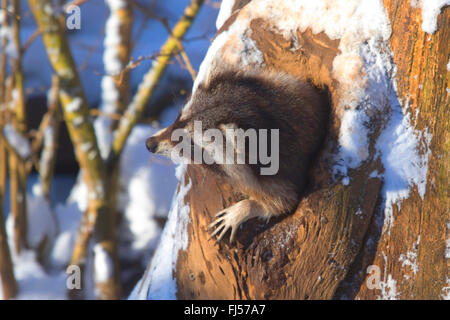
left=208, top=210, right=236, bottom=243
left=209, top=215, right=238, bottom=243
left=208, top=200, right=258, bottom=244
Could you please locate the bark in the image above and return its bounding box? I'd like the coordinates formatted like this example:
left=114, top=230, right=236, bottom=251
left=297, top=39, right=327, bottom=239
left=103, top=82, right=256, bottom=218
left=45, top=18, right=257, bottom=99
left=27, top=0, right=121, bottom=299
left=8, top=0, right=28, bottom=254
left=37, top=75, right=62, bottom=199
left=348, top=0, right=449, bottom=300
left=166, top=2, right=448, bottom=300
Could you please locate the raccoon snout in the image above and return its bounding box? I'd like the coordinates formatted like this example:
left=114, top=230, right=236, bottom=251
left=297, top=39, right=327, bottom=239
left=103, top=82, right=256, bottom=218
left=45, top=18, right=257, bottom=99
left=146, top=137, right=159, bottom=153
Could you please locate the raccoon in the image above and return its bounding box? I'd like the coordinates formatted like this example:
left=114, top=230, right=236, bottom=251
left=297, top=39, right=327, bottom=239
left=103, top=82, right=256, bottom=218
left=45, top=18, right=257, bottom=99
left=146, top=69, right=329, bottom=243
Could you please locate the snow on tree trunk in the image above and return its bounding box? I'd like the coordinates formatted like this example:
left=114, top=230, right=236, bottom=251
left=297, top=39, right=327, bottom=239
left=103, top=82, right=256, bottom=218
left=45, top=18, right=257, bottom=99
left=133, top=0, right=449, bottom=300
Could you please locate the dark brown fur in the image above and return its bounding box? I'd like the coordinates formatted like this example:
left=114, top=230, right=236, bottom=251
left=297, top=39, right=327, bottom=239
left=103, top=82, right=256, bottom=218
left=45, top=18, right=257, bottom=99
left=146, top=69, right=329, bottom=240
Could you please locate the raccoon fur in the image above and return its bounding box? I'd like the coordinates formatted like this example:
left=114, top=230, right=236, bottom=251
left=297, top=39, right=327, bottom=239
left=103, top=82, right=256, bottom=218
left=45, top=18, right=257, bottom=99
left=146, top=69, right=329, bottom=243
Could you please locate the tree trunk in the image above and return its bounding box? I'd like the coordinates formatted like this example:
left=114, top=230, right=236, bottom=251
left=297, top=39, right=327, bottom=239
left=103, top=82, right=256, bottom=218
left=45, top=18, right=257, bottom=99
left=27, top=0, right=122, bottom=299
left=9, top=0, right=28, bottom=255
left=138, top=1, right=448, bottom=300
left=349, top=0, right=449, bottom=300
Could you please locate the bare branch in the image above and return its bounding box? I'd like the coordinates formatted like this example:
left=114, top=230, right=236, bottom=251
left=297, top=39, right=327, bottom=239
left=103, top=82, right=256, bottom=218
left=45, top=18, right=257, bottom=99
left=111, top=0, right=205, bottom=159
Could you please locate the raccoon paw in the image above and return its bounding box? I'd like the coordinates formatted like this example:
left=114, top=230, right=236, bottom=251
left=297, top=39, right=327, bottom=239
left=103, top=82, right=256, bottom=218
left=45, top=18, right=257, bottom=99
left=208, top=200, right=258, bottom=244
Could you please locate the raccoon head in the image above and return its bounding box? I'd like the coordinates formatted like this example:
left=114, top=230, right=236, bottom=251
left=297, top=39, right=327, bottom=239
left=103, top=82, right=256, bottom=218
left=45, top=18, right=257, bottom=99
left=145, top=97, right=226, bottom=164
left=145, top=115, right=186, bottom=159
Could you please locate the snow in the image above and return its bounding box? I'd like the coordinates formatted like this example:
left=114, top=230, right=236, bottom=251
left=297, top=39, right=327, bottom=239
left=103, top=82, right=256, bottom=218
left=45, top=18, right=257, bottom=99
left=19, top=0, right=216, bottom=105
left=2, top=123, right=32, bottom=159
left=399, top=236, right=420, bottom=277
left=103, top=0, right=126, bottom=75
left=93, top=244, right=113, bottom=283
left=378, top=253, right=400, bottom=300
left=94, top=0, right=127, bottom=159
left=25, top=185, right=57, bottom=251
left=129, top=164, right=192, bottom=300
left=65, top=97, right=82, bottom=113
left=187, top=0, right=392, bottom=175
left=8, top=250, right=67, bottom=300
left=216, top=0, right=235, bottom=30
left=3, top=0, right=440, bottom=301
left=0, top=9, right=18, bottom=60
left=378, top=274, right=400, bottom=300
left=49, top=203, right=82, bottom=269
left=39, top=127, right=55, bottom=180
left=117, top=125, right=177, bottom=262
left=443, top=277, right=450, bottom=300
left=1, top=186, right=66, bottom=300
left=1, top=122, right=178, bottom=299
left=411, top=0, right=450, bottom=34
left=376, top=107, right=432, bottom=233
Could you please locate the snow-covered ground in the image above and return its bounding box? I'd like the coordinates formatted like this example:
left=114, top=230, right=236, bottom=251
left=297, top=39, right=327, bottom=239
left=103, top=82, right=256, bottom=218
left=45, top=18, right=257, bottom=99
left=1, top=124, right=178, bottom=299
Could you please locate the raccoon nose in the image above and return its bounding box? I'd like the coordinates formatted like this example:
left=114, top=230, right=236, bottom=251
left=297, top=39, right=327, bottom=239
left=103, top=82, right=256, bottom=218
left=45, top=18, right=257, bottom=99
left=146, top=137, right=158, bottom=153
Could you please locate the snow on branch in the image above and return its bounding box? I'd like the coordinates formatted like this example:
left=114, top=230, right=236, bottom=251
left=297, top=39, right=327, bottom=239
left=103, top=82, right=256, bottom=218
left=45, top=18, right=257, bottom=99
left=2, top=123, right=31, bottom=160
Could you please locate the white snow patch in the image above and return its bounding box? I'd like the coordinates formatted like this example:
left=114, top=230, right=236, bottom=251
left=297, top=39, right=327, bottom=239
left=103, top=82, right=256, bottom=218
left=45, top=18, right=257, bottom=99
left=3, top=124, right=31, bottom=159
left=376, top=107, right=432, bottom=233
left=369, top=170, right=381, bottom=178
left=378, top=273, right=400, bottom=300
left=103, top=0, right=125, bottom=75
left=117, top=125, right=177, bottom=262
left=216, top=0, right=236, bottom=30
left=65, top=97, right=82, bottom=113
left=72, top=116, right=83, bottom=127
left=25, top=184, right=57, bottom=251
left=129, top=164, right=192, bottom=300
left=39, top=126, right=56, bottom=179
left=411, top=0, right=449, bottom=34
left=378, top=253, right=400, bottom=300
left=342, top=176, right=350, bottom=185
left=10, top=251, right=67, bottom=300
left=93, top=244, right=113, bottom=283
left=442, top=277, right=450, bottom=300
left=49, top=202, right=82, bottom=269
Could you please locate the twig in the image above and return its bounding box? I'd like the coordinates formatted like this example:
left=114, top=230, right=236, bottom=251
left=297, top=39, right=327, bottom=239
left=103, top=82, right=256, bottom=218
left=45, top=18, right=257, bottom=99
left=63, top=0, right=90, bottom=10
left=28, top=0, right=122, bottom=299
left=21, top=29, right=40, bottom=54
left=111, top=0, right=205, bottom=159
